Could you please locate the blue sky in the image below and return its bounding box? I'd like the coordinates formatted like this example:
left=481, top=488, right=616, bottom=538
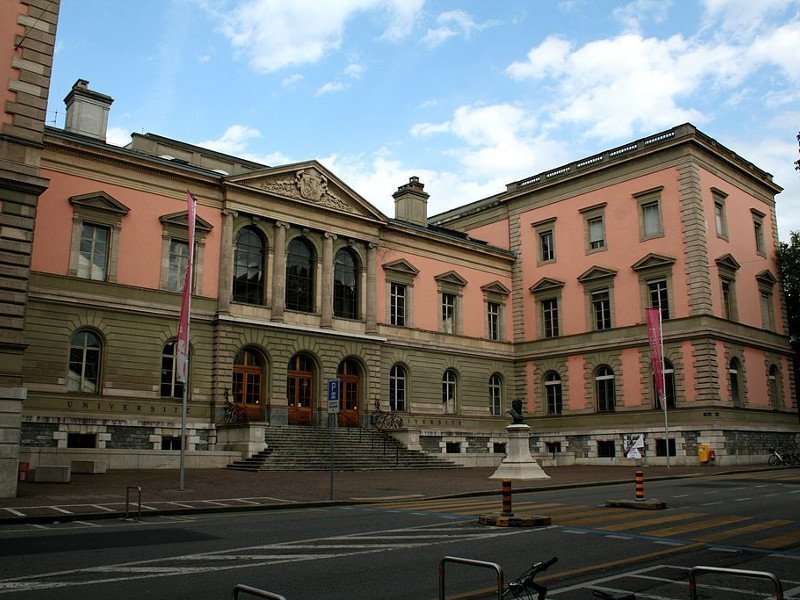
left=48, top=0, right=800, bottom=240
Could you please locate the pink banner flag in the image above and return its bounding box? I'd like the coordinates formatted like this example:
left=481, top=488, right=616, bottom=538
left=176, top=191, right=196, bottom=384
left=646, top=307, right=665, bottom=404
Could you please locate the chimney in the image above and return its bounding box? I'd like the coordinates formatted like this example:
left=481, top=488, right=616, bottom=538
left=64, top=79, right=114, bottom=141
left=393, top=176, right=429, bottom=226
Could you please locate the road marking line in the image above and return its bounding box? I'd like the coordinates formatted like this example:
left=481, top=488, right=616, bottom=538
left=693, top=519, right=793, bottom=543
left=165, top=502, right=194, bottom=508
left=89, top=504, right=115, bottom=512
left=734, top=497, right=753, bottom=502
left=597, top=512, right=705, bottom=532
left=752, top=529, right=800, bottom=550
left=644, top=515, right=750, bottom=537
left=48, top=506, right=73, bottom=514
left=73, top=521, right=100, bottom=527
left=1, top=508, right=24, bottom=516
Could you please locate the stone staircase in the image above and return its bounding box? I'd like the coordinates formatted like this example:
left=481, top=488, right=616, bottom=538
left=226, top=424, right=459, bottom=471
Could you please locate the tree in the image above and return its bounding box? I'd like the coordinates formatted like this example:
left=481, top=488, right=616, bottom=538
left=777, top=230, right=800, bottom=417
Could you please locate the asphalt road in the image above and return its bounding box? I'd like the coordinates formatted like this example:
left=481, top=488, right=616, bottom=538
left=0, top=469, right=798, bottom=599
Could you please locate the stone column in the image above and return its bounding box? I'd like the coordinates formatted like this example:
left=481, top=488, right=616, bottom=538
left=321, top=232, right=336, bottom=327
left=366, top=243, right=378, bottom=333
left=217, top=209, right=237, bottom=312
left=271, top=222, right=289, bottom=322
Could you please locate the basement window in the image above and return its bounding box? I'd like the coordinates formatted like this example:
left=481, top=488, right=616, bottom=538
left=445, top=442, right=461, bottom=454
left=545, top=441, right=562, bottom=455
left=655, top=438, right=676, bottom=457
left=597, top=440, right=616, bottom=458
left=67, top=433, right=97, bottom=448
left=161, top=437, right=182, bottom=450
left=493, top=442, right=506, bottom=454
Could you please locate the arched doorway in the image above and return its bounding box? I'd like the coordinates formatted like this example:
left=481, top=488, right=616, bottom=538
left=287, top=353, right=314, bottom=425
left=233, top=348, right=265, bottom=421
left=337, top=358, right=360, bottom=427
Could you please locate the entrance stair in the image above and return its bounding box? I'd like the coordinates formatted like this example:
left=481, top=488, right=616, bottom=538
left=226, top=424, right=458, bottom=471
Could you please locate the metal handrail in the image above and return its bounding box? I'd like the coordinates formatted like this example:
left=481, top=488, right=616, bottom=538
left=689, top=566, right=783, bottom=600
left=439, top=556, right=505, bottom=600
left=232, top=584, right=287, bottom=599
left=125, top=485, right=141, bottom=521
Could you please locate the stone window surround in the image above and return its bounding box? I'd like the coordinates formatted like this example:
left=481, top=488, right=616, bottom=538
left=724, top=346, right=746, bottom=407
left=532, top=216, right=557, bottom=265
left=632, top=254, right=676, bottom=322
left=435, top=271, right=468, bottom=335
left=756, top=270, right=777, bottom=331
left=751, top=208, right=767, bottom=257
left=634, top=185, right=664, bottom=241
left=711, top=187, right=729, bottom=240
left=529, top=278, right=565, bottom=339
left=715, top=254, right=741, bottom=321
left=481, top=281, right=510, bottom=341
left=577, top=266, right=617, bottom=332
left=579, top=202, right=607, bottom=254
left=489, top=372, right=503, bottom=416
left=388, top=362, right=409, bottom=412
left=158, top=210, right=212, bottom=294
left=231, top=220, right=272, bottom=307
left=383, top=259, right=419, bottom=328
left=68, top=191, right=130, bottom=283
left=332, top=242, right=366, bottom=321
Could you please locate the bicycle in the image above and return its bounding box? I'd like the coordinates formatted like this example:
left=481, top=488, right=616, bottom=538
left=502, top=557, right=636, bottom=599
left=767, top=447, right=788, bottom=466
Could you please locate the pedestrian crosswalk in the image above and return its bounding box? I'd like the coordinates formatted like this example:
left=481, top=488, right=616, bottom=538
left=363, top=475, right=800, bottom=551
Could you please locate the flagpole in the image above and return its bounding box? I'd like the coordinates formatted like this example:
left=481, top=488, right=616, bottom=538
left=180, top=329, right=188, bottom=491
left=659, top=309, right=669, bottom=469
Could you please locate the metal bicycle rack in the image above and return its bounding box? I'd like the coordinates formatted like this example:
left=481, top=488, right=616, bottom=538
left=439, top=556, right=505, bottom=599
left=232, top=584, right=287, bottom=599
left=125, top=485, right=141, bottom=521
left=689, top=566, right=783, bottom=600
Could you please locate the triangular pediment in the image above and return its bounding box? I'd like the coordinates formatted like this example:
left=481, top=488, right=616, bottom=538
left=632, top=253, right=676, bottom=271
left=715, top=254, right=741, bottom=271
left=529, top=277, right=565, bottom=293
left=159, top=211, right=213, bottom=233
left=481, top=281, right=511, bottom=296
left=577, top=266, right=617, bottom=283
left=69, top=191, right=130, bottom=215
left=756, top=269, right=778, bottom=286
left=227, top=161, right=387, bottom=222
left=382, top=258, right=419, bottom=276
left=434, top=270, right=468, bottom=287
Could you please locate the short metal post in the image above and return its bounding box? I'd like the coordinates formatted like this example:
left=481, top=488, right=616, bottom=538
left=439, top=556, right=504, bottom=600
left=125, top=485, right=142, bottom=520
left=689, top=566, right=783, bottom=600
left=502, top=479, right=513, bottom=515
left=232, top=584, right=288, bottom=599
left=635, top=470, right=645, bottom=501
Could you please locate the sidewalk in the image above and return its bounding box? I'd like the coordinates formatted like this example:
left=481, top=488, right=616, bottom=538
left=0, top=464, right=770, bottom=524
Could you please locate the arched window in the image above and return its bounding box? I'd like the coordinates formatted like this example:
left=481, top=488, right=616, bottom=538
left=595, top=365, right=615, bottom=412
left=286, top=237, right=314, bottom=312
left=545, top=371, right=562, bottom=415
left=233, top=348, right=264, bottom=417
left=489, top=373, right=503, bottom=416
left=389, top=364, right=407, bottom=412
left=69, top=330, right=102, bottom=393
left=729, top=358, right=741, bottom=407
left=334, top=248, right=359, bottom=319
left=654, top=359, right=676, bottom=410
left=161, top=340, right=186, bottom=399
left=233, top=227, right=264, bottom=304
left=768, top=364, right=779, bottom=409
left=442, top=369, right=458, bottom=414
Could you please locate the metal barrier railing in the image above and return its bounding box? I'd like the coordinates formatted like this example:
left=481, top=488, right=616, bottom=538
left=125, top=485, right=141, bottom=521
left=439, top=556, right=505, bottom=600
left=689, top=566, right=783, bottom=600
left=232, top=584, right=287, bottom=599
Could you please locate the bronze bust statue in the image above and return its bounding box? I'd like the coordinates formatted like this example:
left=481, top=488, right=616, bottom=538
left=507, top=398, right=525, bottom=424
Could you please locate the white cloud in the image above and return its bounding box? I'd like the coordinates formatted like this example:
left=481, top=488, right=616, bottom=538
left=613, top=0, right=671, bottom=31
left=422, top=10, right=496, bottom=48
left=281, top=73, right=304, bottom=88
left=106, top=126, right=131, bottom=147
left=700, top=0, right=797, bottom=38
left=317, top=81, right=345, bottom=95
left=221, top=0, right=425, bottom=73
left=196, top=125, right=261, bottom=154
left=343, top=63, right=366, bottom=79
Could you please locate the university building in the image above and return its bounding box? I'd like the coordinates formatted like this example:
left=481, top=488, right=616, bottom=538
left=2, top=0, right=797, bottom=498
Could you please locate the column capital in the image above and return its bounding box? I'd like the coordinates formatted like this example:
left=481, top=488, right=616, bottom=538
left=222, top=209, right=238, bottom=218
left=275, top=221, right=291, bottom=230
left=324, top=232, right=338, bottom=241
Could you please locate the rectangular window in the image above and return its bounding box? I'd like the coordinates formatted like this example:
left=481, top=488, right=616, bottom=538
left=597, top=440, right=616, bottom=458
left=487, top=302, right=501, bottom=340
left=754, top=219, right=765, bottom=255
left=591, top=290, right=611, bottom=331
left=545, top=441, right=562, bottom=454
left=648, top=279, right=670, bottom=320
left=714, top=201, right=727, bottom=238
left=721, top=278, right=733, bottom=320
left=539, top=229, right=555, bottom=262
left=390, top=282, right=406, bottom=326
left=542, top=298, right=559, bottom=338
left=655, top=438, right=676, bottom=457
left=761, top=291, right=774, bottom=330
left=167, top=240, right=190, bottom=292
left=77, top=223, right=110, bottom=281
left=641, top=201, right=662, bottom=237
left=442, top=293, right=457, bottom=334
left=588, top=217, right=605, bottom=250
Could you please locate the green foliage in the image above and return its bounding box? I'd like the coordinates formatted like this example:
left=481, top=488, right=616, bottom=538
left=777, top=230, right=800, bottom=343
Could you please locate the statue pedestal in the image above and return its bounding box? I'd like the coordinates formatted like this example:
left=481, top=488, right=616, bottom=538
left=490, top=424, right=549, bottom=480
